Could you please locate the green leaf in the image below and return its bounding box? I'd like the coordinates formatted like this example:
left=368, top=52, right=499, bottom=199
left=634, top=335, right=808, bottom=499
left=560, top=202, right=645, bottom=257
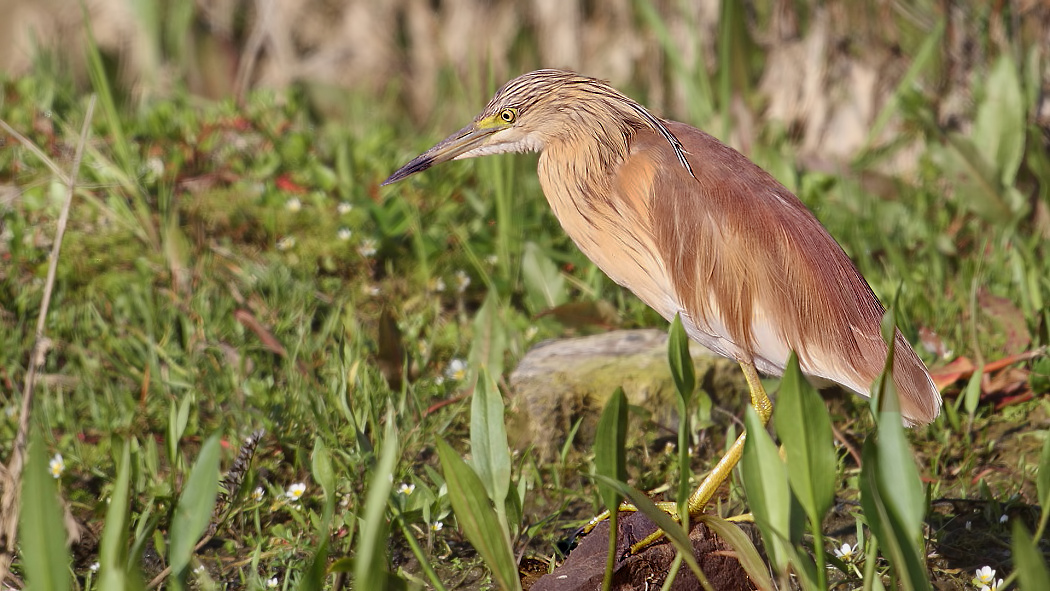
left=437, top=439, right=521, bottom=591
left=962, top=362, right=984, bottom=418
left=593, top=388, right=628, bottom=512
left=1012, top=522, right=1050, bottom=591
left=468, top=290, right=508, bottom=380
left=667, top=314, right=695, bottom=403
left=858, top=431, right=931, bottom=591
left=590, top=475, right=712, bottom=588
left=1038, top=431, right=1050, bottom=508
left=311, top=436, right=336, bottom=515
left=697, top=515, right=774, bottom=591
left=974, top=54, right=1025, bottom=186
left=20, top=424, right=71, bottom=591
left=775, top=352, right=836, bottom=526
left=469, top=370, right=512, bottom=531
left=355, top=408, right=399, bottom=589
left=98, top=442, right=134, bottom=591
left=522, top=241, right=566, bottom=313
left=169, top=435, right=221, bottom=586
left=739, top=405, right=796, bottom=574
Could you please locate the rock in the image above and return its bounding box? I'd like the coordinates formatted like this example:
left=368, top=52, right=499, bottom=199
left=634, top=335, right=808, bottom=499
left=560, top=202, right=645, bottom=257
left=508, top=329, right=743, bottom=459
left=528, top=512, right=759, bottom=591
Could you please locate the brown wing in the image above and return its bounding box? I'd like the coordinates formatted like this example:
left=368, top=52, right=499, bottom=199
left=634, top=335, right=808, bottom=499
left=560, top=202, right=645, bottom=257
left=622, top=122, right=940, bottom=425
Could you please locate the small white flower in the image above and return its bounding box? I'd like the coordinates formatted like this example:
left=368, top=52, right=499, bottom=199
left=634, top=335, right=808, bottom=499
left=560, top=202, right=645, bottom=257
left=454, top=270, right=471, bottom=293
left=286, top=482, right=306, bottom=502
left=398, top=483, right=415, bottom=495
left=485, top=254, right=498, bottom=266
left=361, top=284, right=380, bottom=296
left=276, top=236, right=296, bottom=251
left=337, top=227, right=352, bottom=241
left=434, top=376, right=445, bottom=386
left=974, top=566, right=1000, bottom=590
left=251, top=486, right=265, bottom=502
left=431, top=521, right=443, bottom=532
left=89, top=562, right=100, bottom=573
left=49, top=453, right=64, bottom=478
left=285, top=197, right=302, bottom=212
left=833, top=542, right=857, bottom=563
left=966, top=520, right=972, bottom=530
left=337, top=201, right=353, bottom=215
left=193, top=564, right=205, bottom=574
left=358, top=238, right=377, bottom=258
left=267, top=576, right=279, bottom=588
left=428, top=277, right=446, bottom=293
left=999, top=514, right=1008, bottom=524
left=445, top=359, right=468, bottom=381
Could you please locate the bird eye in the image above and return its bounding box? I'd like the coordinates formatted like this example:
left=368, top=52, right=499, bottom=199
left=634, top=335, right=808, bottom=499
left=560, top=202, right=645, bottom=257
left=499, top=108, right=517, bottom=123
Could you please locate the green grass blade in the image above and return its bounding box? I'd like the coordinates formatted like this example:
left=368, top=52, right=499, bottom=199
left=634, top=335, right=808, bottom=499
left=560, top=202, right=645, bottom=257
left=354, top=408, right=399, bottom=588
left=594, top=388, right=629, bottom=510
left=590, top=475, right=713, bottom=590
left=697, top=515, right=774, bottom=591
left=98, top=442, right=133, bottom=591
left=20, top=423, right=71, bottom=591
left=1037, top=430, right=1050, bottom=510
left=668, top=314, right=695, bottom=404
left=593, top=387, right=628, bottom=591
left=168, top=435, right=221, bottom=588
left=775, top=351, right=836, bottom=525
left=1012, top=522, right=1050, bottom=591
left=436, top=439, right=521, bottom=591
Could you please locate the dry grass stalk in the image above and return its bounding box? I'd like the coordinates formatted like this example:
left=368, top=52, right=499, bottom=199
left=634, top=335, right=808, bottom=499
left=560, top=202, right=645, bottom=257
left=0, top=95, right=97, bottom=588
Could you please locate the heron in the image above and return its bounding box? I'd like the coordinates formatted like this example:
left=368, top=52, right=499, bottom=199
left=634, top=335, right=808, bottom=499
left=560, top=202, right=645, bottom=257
left=383, top=69, right=941, bottom=550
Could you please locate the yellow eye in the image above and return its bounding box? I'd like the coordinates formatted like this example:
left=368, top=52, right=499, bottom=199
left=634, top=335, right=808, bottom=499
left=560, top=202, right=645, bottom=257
left=499, top=108, right=517, bottom=123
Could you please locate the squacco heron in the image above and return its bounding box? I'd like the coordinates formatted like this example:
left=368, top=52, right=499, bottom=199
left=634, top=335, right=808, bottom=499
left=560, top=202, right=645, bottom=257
left=383, top=69, right=941, bottom=548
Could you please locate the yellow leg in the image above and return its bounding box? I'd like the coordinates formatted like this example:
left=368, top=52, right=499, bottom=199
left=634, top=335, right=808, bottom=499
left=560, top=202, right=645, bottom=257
left=582, top=360, right=773, bottom=554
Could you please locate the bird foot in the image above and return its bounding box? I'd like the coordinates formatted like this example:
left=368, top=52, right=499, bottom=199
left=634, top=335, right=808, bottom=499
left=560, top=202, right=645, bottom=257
left=581, top=500, right=688, bottom=555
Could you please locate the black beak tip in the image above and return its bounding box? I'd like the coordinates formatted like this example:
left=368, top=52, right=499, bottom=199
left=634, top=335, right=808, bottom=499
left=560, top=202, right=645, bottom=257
left=381, top=155, right=433, bottom=186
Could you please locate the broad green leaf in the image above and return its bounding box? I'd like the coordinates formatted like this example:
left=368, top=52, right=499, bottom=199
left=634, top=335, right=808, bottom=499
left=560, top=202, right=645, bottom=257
left=973, top=54, right=1025, bottom=186
left=522, top=241, right=566, bottom=313
left=859, top=433, right=931, bottom=591
left=169, top=435, right=221, bottom=587
left=98, top=442, right=133, bottom=591
left=667, top=314, right=695, bottom=403
left=470, top=371, right=512, bottom=518
left=437, top=439, right=521, bottom=591
left=739, top=405, right=795, bottom=574
left=1012, top=522, right=1050, bottom=591
left=468, top=290, right=508, bottom=380
left=20, top=424, right=71, bottom=591
left=776, top=351, right=836, bottom=525
left=593, top=388, right=628, bottom=512
left=355, top=408, right=399, bottom=589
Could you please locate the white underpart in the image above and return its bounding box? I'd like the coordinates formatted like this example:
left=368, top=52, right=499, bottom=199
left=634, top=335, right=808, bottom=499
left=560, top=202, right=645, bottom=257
left=456, top=131, right=545, bottom=159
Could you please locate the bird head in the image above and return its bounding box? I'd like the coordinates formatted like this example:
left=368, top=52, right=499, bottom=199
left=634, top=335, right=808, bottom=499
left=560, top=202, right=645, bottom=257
left=383, top=69, right=691, bottom=185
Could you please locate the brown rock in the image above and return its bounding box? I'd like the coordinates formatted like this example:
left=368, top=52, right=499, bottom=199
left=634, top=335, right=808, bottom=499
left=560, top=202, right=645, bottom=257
left=529, top=512, right=759, bottom=591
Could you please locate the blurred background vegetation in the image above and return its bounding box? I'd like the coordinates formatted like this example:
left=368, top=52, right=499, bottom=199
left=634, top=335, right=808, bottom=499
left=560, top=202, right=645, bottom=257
left=1, top=0, right=1049, bottom=589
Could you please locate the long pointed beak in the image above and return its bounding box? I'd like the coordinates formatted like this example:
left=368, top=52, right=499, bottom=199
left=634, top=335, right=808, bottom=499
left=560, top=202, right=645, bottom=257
left=382, top=123, right=499, bottom=185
